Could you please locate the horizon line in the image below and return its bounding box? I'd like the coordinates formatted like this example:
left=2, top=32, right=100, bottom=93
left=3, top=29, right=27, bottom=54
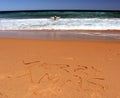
left=0, top=9, right=120, bottom=13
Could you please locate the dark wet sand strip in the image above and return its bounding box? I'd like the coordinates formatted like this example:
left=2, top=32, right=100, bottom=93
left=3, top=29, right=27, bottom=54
left=0, top=30, right=120, bottom=41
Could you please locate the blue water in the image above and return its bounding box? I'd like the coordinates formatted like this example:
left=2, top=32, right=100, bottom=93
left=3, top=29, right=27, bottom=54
left=0, top=11, right=120, bottom=19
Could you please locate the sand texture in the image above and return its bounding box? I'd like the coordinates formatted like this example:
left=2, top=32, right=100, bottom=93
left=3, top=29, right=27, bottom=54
left=0, top=39, right=120, bottom=98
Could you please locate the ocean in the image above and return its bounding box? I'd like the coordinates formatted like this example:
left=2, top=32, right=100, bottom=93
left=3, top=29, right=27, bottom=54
left=0, top=11, right=120, bottom=30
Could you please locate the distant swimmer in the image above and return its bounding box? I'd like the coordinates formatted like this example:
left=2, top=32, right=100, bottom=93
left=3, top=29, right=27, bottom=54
left=51, top=16, right=60, bottom=21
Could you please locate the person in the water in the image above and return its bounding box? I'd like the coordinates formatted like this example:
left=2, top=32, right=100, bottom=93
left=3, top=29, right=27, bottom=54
left=51, top=16, right=60, bottom=21
left=53, top=16, right=57, bottom=20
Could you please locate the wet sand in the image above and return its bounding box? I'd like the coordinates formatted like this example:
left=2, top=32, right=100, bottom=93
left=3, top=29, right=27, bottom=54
left=0, top=30, right=120, bottom=41
left=0, top=38, right=120, bottom=98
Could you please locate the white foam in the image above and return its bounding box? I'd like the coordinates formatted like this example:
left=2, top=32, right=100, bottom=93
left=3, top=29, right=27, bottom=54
left=0, top=18, right=120, bottom=30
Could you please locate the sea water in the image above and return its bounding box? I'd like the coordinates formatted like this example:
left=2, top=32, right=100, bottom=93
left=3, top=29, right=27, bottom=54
left=0, top=11, right=120, bottom=30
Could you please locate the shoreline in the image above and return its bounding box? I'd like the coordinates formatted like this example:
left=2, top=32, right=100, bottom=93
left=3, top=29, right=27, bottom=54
left=0, top=29, right=120, bottom=32
left=0, top=30, right=120, bottom=41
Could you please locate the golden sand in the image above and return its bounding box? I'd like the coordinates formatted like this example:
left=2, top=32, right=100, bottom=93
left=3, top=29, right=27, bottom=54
left=0, top=38, right=120, bottom=98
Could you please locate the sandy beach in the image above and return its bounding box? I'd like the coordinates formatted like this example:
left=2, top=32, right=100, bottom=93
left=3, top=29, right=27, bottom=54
left=0, top=37, right=120, bottom=98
